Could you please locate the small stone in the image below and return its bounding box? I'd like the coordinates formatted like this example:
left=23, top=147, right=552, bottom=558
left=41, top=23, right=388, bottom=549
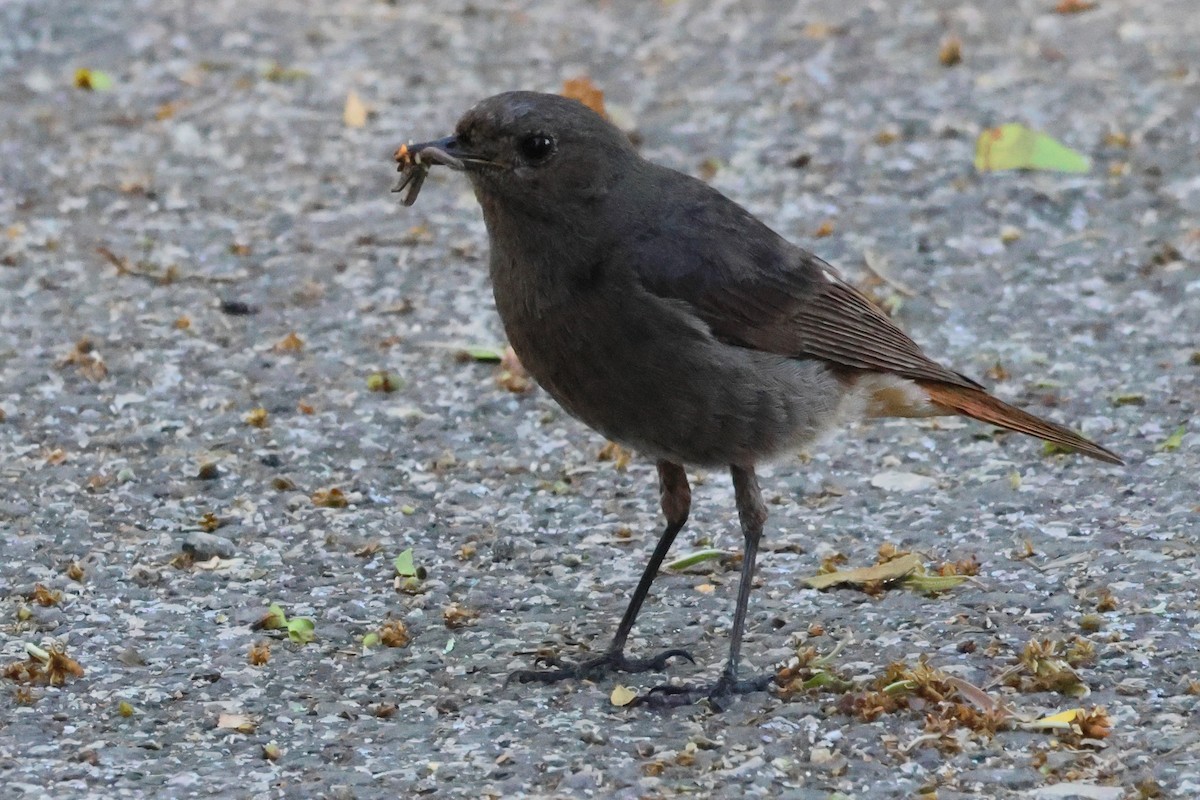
left=492, top=538, right=517, bottom=561
left=182, top=531, right=236, bottom=560
left=959, top=767, right=1039, bottom=790
left=810, top=747, right=835, bottom=764
left=130, top=565, right=161, bottom=585
left=30, top=606, right=65, bottom=630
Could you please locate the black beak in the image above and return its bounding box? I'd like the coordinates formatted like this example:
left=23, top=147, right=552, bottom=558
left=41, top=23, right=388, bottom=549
left=393, top=135, right=499, bottom=207
left=394, top=135, right=468, bottom=171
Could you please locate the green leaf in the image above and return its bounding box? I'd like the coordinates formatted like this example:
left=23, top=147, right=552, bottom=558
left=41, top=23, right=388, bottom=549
left=394, top=548, right=417, bottom=577
left=666, top=548, right=727, bottom=571
left=459, top=346, right=504, bottom=362
left=1111, top=393, right=1145, bottom=407
left=366, top=371, right=402, bottom=393
left=882, top=679, right=916, bottom=695
left=74, top=68, right=114, bottom=91
left=1042, top=440, right=1078, bottom=458
left=263, top=63, right=308, bottom=82
left=362, top=632, right=381, bottom=648
left=975, top=123, right=1090, bottom=173
left=801, top=670, right=854, bottom=692
left=286, top=617, right=315, bottom=645
left=259, top=603, right=288, bottom=630
left=397, top=576, right=425, bottom=594
left=1158, top=424, right=1186, bottom=452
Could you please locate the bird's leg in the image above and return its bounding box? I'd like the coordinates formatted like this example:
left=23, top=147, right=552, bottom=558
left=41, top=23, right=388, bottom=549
left=508, top=461, right=695, bottom=684
left=640, top=464, right=774, bottom=708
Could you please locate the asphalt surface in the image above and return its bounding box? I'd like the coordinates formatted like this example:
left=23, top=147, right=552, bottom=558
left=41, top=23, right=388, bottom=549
left=1, top=1, right=1198, bottom=797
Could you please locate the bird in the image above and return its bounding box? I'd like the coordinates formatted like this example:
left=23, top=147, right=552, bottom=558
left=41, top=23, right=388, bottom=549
left=392, top=90, right=1123, bottom=706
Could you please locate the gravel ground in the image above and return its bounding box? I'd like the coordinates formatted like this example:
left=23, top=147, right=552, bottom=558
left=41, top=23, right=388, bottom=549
left=1, top=1, right=1198, bottom=797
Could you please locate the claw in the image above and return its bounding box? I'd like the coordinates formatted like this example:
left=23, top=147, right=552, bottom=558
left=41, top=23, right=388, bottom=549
left=647, top=648, right=695, bottom=670
left=636, top=672, right=774, bottom=708
left=532, top=652, right=566, bottom=669
left=507, top=647, right=694, bottom=685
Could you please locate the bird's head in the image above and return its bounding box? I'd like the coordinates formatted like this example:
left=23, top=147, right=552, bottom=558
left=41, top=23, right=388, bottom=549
left=395, top=91, right=635, bottom=217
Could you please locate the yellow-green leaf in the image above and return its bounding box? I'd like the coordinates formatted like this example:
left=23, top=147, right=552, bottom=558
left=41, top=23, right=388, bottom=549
left=286, top=617, right=315, bottom=645
left=802, top=553, right=922, bottom=590
left=256, top=603, right=287, bottom=630
left=366, top=371, right=401, bottom=393
left=1043, top=440, right=1078, bottom=458
left=74, top=68, right=114, bottom=91
left=1021, top=707, right=1082, bottom=730
left=801, top=670, right=854, bottom=692
left=1111, top=393, right=1145, bottom=407
left=902, top=573, right=969, bottom=594
left=458, top=346, right=504, bottom=362
left=394, top=548, right=421, bottom=577
left=883, top=679, right=917, bottom=695
left=1158, top=424, right=1186, bottom=452
left=667, top=548, right=727, bottom=570
left=975, top=123, right=1090, bottom=173
left=610, top=685, right=638, bottom=707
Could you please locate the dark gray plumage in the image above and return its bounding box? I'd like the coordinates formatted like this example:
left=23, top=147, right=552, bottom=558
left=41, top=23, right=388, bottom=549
left=394, top=91, right=1121, bottom=706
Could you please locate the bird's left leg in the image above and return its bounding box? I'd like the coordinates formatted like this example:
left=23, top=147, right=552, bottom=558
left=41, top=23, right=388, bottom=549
left=508, top=461, right=694, bottom=685
left=640, top=464, right=775, bottom=708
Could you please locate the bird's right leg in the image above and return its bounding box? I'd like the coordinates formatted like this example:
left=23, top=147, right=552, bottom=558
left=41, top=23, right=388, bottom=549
left=508, top=460, right=694, bottom=684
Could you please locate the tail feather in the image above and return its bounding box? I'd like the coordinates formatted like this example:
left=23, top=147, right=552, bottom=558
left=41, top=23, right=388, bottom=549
left=919, top=382, right=1124, bottom=465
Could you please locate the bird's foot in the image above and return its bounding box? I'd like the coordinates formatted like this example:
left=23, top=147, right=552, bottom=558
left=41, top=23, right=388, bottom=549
left=636, top=670, right=774, bottom=710
left=507, top=647, right=693, bottom=685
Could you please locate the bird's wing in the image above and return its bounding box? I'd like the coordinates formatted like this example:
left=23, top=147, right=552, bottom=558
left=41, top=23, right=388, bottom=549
left=699, top=257, right=983, bottom=390
left=618, top=168, right=1123, bottom=464
left=622, top=172, right=980, bottom=390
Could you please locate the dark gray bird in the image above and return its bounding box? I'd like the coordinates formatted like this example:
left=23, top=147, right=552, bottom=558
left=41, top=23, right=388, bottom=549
left=393, top=91, right=1122, bottom=706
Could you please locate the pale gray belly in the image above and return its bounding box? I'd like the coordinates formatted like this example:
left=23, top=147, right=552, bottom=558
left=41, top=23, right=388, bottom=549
left=497, top=288, right=849, bottom=467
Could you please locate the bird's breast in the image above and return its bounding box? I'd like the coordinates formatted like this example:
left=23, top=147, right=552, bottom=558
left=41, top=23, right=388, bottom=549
left=487, top=254, right=847, bottom=466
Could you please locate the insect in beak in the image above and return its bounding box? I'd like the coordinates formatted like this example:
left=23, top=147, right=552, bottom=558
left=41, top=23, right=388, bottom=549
left=393, top=137, right=467, bottom=206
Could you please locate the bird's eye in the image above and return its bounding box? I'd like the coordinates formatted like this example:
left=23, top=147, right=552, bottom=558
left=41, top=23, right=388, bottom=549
left=518, top=133, right=556, bottom=163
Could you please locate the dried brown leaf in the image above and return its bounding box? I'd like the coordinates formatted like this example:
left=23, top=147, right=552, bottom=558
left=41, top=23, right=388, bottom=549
left=248, top=640, right=270, bottom=666
left=939, top=36, right=963, bottom=66
left=561, top=77, right=607, bottom=118
left=442, top=604, right=478, bottom=629
left=1055, top=0, right=1097, bottom=13
left=312, top=487, right=348, bottom=508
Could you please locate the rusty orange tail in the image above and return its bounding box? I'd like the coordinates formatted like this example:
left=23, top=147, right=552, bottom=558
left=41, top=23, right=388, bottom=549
left=920, top=382, right=1124, bottom=465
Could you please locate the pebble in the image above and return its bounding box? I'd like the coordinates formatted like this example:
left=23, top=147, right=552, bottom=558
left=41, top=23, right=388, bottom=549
left=181, top=532, right=237, bottom=561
